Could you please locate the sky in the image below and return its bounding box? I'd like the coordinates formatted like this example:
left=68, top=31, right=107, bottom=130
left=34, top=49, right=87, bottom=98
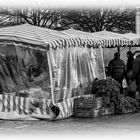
left=0, top=0, right=139, bottom=9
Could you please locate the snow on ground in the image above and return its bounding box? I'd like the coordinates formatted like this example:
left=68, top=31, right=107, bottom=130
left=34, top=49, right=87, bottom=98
left=0, top=113, right=140, bottom=136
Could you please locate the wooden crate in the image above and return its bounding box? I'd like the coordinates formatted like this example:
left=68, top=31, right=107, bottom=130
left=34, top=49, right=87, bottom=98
left=75, top=108, right=94, bottom=118
left=74, top=95, right=102, bottom=118
left=74, top=95, right=101, bottom=108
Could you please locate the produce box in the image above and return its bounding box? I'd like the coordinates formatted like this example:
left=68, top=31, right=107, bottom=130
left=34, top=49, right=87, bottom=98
left=74, top=108, right=94, bottom=118
left=74, top=95, right=102, bottom=118
left=74, top=95, right=102, bottom=109
left=74, top=95, right=95, bottom=108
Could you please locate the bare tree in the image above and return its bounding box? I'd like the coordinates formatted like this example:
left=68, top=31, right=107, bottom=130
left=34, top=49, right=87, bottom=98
left=0, top=8, right=62, bottom=29
left=0, top=8, right=135, bottom=33
left=59, top=8, right=135, bottom=33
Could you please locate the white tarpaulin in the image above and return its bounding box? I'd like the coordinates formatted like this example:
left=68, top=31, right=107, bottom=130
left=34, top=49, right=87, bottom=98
left=47, top=46, right=105, bottom=103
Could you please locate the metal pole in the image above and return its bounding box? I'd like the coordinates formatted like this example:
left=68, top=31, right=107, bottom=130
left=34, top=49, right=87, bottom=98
left=117, top=46, right=120, bottom=53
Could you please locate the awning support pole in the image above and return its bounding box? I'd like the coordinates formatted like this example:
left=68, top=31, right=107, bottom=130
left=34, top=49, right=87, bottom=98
left=117, top=46, right=120, bottom=52
left=99, top=45, right=106, bottom=79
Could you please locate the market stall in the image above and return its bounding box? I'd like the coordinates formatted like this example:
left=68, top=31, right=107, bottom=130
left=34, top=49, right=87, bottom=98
left=0, top=24, right=133, bottom=120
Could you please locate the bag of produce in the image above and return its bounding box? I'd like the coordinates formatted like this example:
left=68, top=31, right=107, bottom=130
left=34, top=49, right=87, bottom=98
left=122, top=78, right=128, bottom=88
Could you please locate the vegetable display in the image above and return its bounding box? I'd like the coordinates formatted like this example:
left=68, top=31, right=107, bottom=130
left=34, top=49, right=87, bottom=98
left=74, top=77, right=140, bottom=117
left=91, top=77, right=140, bottom=114
left=91, top=77, right=121, bottom=97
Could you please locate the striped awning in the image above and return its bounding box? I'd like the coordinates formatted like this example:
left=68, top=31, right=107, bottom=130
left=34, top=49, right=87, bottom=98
left=62, top=29, right=131, bottom=47
left=91, top=30, right=131, bottom=47
left=0, top=24, right=133, bottom=50
left=0, top=24, right=92, bottom=51
left=61, top=29, right=104, bottom=47
left=120, top=33, right=140, bottom=45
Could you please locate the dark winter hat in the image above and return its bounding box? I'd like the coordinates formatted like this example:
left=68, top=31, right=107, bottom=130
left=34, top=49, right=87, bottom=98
left=114, top=52, right=120, bottom=57
left=127, top=51, right=133, bottom=56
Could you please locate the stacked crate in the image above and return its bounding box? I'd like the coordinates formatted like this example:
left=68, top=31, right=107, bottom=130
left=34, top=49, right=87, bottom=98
left=74, top=95, right=102, bottom=118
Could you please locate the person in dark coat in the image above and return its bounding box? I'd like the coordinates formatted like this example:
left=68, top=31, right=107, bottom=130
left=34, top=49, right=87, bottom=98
left=131, top=54, right=140, bottom=93
left=126, top=51, right=134, bottom=84
left=108, top=52, right=126, bottom=86
left=126, top=51, right=134, bottom=72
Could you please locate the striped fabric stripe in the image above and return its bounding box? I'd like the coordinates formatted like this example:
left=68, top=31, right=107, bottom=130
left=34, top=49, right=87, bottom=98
left=0, top=95, right=2, bottom=111
left=3, top=95, right=6, bottom=112
left=18, top=97, right=22, bottom=114
left=13, top=95, right=16, bottom=111
left=0, top=94, right=74, bottom=120
left=2, top=94, right=5, bottom=112
left=56, top=98, right=74, bottom=120
left=0, top=95, right=28, bottom=114
left=7, top=95, right=10, bottom=112
left=15, top=96, right=19, bottom=113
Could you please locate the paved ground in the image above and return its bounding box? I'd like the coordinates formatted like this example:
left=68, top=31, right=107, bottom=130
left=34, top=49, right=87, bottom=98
left=0, top=113, right=140, bottom=136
